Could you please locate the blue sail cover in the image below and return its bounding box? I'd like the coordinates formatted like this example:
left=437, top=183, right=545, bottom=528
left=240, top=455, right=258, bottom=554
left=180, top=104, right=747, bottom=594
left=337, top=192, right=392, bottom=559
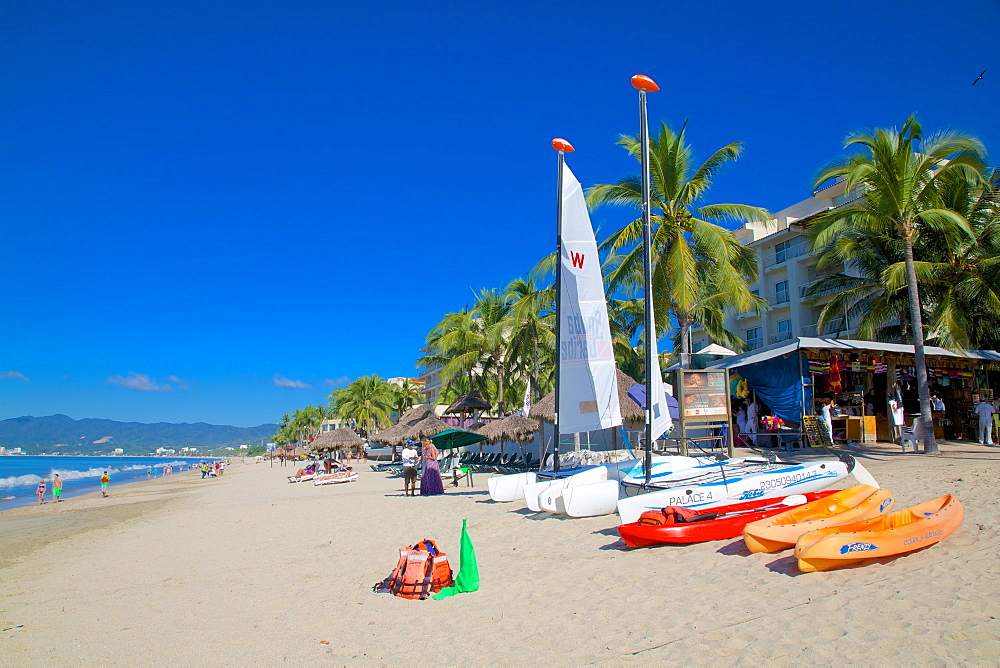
left=736, top=352, right=810, bottom=423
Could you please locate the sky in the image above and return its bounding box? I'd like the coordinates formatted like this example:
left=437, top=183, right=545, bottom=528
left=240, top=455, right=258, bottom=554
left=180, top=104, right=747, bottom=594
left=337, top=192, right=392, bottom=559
left=2, top=0, right=999, bottom=427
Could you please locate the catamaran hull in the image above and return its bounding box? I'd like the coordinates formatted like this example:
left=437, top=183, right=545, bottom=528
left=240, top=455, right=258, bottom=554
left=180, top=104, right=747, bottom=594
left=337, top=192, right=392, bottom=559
left=530, top=466, right=608, bottom=512
left=557, top=455, right=718, bottom=518
left=616, top=460, right=850, bottom=525
left=487, top=472, right=537, bottom=502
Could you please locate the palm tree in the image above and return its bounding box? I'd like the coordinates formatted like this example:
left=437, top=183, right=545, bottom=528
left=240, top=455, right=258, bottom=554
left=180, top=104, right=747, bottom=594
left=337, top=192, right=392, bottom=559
left=804, top=226, right=913, bottom=342
left=587, top=121, right=770, bottom=367
left=505, top=276, right=555, bottom=407
left=811, top=115, right=987, bottom=455
left=912, top=165, right=1000, bottom=349
left=328, top=375, right=395, bottom=438
left=391, top=379, right=424, bottom=418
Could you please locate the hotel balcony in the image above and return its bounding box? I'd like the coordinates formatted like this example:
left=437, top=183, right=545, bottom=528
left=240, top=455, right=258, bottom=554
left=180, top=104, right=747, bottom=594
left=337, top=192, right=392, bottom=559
left=768, top=331, right=794, bottom=345
left=801, top=318, right=847, bottom=337
left=764, top=241, right=809, bottom=270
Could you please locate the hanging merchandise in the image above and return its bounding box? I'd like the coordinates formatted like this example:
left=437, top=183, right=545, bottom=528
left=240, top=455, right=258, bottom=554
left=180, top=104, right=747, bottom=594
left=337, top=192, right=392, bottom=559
left=808, top=359, right=827, bottom=375
left=829, top=355, right=843, bottom=393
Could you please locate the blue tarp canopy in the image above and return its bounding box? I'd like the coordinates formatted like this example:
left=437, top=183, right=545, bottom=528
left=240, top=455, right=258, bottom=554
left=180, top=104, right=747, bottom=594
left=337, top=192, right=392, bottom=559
left=626, top=383, right=680, bottom=420
left=729, top=352, right=810, bottom=423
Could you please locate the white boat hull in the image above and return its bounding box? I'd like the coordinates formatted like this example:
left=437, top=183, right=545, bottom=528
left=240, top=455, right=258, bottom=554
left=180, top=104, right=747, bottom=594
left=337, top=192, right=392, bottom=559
left=524, top=466, right=605, bottom=512
left=488, top=472, right=537, bottom=502
left=616, top=459, right=849, bottom=524
left=555, top=455, right=717, bottom=518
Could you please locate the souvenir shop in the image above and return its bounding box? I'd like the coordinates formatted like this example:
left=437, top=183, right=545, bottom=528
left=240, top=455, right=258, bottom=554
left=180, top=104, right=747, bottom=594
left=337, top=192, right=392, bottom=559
left=712, top=338, right=1000, bottom=445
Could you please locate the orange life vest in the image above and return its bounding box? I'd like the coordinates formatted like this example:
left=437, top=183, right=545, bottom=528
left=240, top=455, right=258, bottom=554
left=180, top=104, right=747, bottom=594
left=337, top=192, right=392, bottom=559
left=374, top=539, right=454, bottom=600
left=636, top=506, right=715, bottom=526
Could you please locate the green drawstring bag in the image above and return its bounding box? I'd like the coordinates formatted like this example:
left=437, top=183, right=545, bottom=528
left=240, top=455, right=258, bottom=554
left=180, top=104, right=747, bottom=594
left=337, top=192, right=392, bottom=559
left=433, top=519, right=479, bottom=599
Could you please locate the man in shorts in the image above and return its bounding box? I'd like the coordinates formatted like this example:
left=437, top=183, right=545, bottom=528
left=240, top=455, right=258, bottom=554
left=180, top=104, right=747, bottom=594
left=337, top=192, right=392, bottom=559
left=52, top=474, right=63, bottom=502
left=100, top=471, right=110, bottom=497
left=401, top=440, right=419, bottom=497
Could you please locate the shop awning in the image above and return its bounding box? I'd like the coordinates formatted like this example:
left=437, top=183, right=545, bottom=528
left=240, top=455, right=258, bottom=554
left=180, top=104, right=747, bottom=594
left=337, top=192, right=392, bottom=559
left=704, top=337, right=1000, bottom=370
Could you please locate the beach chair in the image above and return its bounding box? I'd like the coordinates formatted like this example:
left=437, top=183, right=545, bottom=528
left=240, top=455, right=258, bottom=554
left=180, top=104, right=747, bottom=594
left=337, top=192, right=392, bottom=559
left=900, top=418, right=922, bottom=453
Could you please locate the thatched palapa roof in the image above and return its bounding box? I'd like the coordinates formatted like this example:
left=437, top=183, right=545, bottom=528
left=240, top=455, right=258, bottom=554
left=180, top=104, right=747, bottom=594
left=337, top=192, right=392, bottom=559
left=529, top=369, right=645, bottom=425
left=371, top=405, right=449, bottom=446
left=444, top=390, right=492, bottom=415
left=308, top=428, right=363, bottom=453
left=475, top=414, right=539, bottom=444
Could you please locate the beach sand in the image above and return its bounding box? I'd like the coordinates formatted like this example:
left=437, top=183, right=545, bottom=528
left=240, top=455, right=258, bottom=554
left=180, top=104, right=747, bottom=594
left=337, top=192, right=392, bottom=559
left=1, top=444, right=998, bottom=665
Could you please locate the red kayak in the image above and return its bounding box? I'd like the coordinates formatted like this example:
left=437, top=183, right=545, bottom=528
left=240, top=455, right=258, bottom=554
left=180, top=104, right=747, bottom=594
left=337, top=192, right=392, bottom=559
left=617, top=490, right=839, bottom=547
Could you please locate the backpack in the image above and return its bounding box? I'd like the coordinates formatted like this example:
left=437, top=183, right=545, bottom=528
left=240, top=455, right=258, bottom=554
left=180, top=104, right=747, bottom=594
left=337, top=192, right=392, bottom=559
left=636, top=506, right=718, bottom=526
left=373, top=539, right=454, bottom=600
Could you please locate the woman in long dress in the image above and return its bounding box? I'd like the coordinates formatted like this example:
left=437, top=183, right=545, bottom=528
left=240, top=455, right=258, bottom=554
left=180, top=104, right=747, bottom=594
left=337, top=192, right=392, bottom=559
left=420, top=438, right=445, bottom=496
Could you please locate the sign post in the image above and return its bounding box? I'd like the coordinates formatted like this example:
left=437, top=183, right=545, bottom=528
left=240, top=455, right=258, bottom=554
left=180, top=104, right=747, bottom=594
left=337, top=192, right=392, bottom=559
left=677, top=370, right=734, bottom=458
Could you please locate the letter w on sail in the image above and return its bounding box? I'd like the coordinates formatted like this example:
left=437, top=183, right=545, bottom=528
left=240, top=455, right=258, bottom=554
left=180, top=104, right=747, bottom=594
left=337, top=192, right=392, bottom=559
left=570, top=251, right=585, bottom=269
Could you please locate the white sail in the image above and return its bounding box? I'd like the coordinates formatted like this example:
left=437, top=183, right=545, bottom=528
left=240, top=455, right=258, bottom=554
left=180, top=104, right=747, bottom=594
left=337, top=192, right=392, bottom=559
left=648, top=327, right=673, bottom=441
left=558, top=161, right=622, bottom=434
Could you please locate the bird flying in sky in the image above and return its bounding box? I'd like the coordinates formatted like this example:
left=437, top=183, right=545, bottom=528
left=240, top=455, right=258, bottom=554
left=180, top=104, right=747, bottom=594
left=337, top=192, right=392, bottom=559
left=972, top=69, right=986, bottom=86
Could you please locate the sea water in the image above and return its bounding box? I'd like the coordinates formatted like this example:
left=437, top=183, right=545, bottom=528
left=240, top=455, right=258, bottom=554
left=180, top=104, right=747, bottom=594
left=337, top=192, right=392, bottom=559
left=0, top=455, right=207, bottom=510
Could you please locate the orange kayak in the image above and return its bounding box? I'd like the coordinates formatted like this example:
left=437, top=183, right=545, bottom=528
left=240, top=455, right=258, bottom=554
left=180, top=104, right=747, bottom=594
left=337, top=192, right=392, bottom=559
left=743, top=485, right=894, bottom=553
left=794, top=494, right=964, bottom=572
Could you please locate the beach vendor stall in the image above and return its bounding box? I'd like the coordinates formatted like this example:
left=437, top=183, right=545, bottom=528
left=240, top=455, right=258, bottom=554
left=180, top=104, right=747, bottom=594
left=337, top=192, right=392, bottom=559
left=705, top=337, right=1000, bottom=447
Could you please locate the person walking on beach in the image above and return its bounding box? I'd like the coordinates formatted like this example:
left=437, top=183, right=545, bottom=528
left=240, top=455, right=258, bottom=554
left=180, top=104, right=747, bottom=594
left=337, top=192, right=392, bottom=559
left=200, top=462, right=209, bottom=478
left=147, top=466, right=153, bottom=478
left=100, top=471, right=110, bottom=497
left=420, top=438, right=445, bottom=496
left=52, top=474, right=63, bottom=502
left=36, top=479, right=46, bottom=504
left=975, top=399, right=996, bottom=444
left=401, top=440, right=419, bottom=496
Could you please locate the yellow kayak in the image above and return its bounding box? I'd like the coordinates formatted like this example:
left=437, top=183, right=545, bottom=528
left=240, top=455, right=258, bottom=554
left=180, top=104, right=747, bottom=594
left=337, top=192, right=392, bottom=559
left=794, top=494, right=964, bottom=572
left=742, top=485, right=894, bottom=553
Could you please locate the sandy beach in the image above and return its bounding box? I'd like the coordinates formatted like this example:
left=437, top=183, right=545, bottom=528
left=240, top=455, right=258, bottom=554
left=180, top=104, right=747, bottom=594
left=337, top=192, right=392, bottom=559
left=1, top=444, right=999, bottom=665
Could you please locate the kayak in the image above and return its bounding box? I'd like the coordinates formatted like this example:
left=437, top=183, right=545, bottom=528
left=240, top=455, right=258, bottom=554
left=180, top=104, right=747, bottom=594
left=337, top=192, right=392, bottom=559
left=617, top=491, right=838, bottom=547
left=794, top=494, right=964, bottom=572
left=616, top=458, right=851, bottom=525
left=742, top=485, right=894, bottom=553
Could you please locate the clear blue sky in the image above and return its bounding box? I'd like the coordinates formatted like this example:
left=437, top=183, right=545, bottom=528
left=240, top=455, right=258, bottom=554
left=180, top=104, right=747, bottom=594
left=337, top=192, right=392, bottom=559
left=2, top=0, right=998, bottom=426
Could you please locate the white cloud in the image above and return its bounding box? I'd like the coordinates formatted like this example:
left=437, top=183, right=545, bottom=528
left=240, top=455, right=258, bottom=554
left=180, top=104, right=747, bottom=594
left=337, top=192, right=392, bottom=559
left=324, top=376, right=350, bottom=388
left=107, top=372, right=172, bottom=392
left=166, top=375, right=190, bottom=390
left=0, top=370, right=29, bottom=382
left=273, top=375, right=310, bottom=389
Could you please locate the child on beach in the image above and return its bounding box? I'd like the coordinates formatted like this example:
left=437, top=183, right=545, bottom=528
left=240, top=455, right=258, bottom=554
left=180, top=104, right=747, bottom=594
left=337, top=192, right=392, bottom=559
left=101, top=471, right=110, bottom=497
left=36, top=479, right=46, bottom=504
left=52, top=474, right=63, bottom=502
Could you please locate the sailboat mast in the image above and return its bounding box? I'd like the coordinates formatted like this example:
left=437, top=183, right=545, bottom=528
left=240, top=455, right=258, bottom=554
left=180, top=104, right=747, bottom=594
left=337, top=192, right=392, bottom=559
left=632, top=74, right=660, bottom=485
left=552, top=138, right=574, bottom=475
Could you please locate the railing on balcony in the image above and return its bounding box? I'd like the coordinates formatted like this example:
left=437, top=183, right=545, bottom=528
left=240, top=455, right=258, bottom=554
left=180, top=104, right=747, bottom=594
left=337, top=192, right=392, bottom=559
left=768, top=331, right=794, bottom=345
left=801, top=318, right=847, bottom=337
left=764, top=241, right=809, bottom=269
left=745, top=337, right=764, bottom=350
left=770, top=292, right=791, bottom=308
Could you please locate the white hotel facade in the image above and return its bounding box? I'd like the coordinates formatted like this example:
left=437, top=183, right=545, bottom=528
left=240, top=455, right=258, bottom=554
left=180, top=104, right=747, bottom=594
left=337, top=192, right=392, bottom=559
left=690, top=179, right=862, bottom=352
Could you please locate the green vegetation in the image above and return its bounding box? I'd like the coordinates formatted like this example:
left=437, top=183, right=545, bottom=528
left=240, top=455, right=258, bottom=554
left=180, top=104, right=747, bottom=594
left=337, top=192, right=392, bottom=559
left=807, top=116, right=998, bottom=455
left=274, top=116, right=996, bottom=458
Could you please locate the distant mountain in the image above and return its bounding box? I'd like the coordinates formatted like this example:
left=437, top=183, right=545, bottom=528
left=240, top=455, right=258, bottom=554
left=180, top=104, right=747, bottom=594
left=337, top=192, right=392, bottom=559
left=0, top=415, right=278, bottom=455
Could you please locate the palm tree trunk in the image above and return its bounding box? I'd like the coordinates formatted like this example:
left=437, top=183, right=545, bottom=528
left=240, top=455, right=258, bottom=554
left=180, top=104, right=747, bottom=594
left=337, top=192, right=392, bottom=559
left=901, top=230, right=939, bottom=455
left=678, top=311, right=691, bottom=370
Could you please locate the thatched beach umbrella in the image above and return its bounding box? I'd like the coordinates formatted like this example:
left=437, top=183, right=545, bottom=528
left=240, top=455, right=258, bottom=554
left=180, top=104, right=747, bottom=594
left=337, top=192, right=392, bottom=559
left=372, top=405, right=449, bottom=446
left=476, top=413, right=540, bottom=460
left=308, top=428, right=363, bottom=459
left=476, top=414, right=539, bottom=444
left=530, top=369, right=644, bottom=425
left=444, top=390, right=492, bottom=428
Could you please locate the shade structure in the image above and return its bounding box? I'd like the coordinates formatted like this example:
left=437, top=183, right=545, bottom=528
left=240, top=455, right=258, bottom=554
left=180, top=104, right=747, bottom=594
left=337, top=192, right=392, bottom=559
left=371, top=405, right=449, bottom=446
left=429, top=428, right=488, bottom=450
left=308, top=428, right=363, bottom=454
left=475, top=414, right=539, bottom=444
left=444, top=390, right=492, bottom=415
left=530, top=369, right=645, bottom=426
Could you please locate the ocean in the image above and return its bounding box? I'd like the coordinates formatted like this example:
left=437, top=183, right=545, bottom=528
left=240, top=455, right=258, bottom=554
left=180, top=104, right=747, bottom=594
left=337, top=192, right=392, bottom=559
left=0, top=455, right=208, bottom=510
